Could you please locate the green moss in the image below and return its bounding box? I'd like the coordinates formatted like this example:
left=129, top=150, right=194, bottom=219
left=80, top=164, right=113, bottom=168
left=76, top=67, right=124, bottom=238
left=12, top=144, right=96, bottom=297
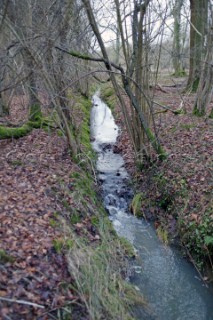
left=173, top=108, right=186, bottom=115
left=209, top=109, right=213, bottom=119
left=70, top=212, right=81, bottom=224
left=172, top=70, right=187, bottom=77
left=71, top=171, right=97, bottom=202
left=192, top=78, right=199, bottom=92
left=0, top=114, right=54, bottom=140
left=130, top=193, right=144, bottom=217
left=0, top=249, right=15, bottom=264
left=100, top=85, right=116, bottom=110
left=57, top=129, right=64, bottom=137
left=80, top=121, right=92, bottom=150
left=102, top=87, right=114, bottom=98
left=157, top=226, right=169, bottom=245
left=53, top=238, right=64, bottom=253
left=10, top=160, right=23, bottom=167
left=50, top=218, right=58, bottom=228
left=119, top=237, right=135, bottom=257
left=0, top=123, right=32, bottom=139
left=73, top=95, right=96, bottom=163
left=70, top=172, right=81, bottom=179
left=53, top=238, right=74, bottom=253
left=193, top=105, right=205, bottom=117
left=66, top=239, right=74, bottom=250
left=91, top=216, right=99, bottom=226
left=29, top=104, right=42, bottom=122
left=68, top=50, right=92, bottom=61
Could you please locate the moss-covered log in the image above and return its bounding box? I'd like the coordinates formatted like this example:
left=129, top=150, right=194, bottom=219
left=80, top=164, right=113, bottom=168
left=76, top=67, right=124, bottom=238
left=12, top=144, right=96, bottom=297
left=0, top=117, right=54, bottom=140
left=0, top=123, right=32, bottom=139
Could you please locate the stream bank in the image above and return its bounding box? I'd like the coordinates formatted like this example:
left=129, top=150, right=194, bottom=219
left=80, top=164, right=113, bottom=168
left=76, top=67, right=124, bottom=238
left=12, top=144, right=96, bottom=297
left=0, top=93, right=141, bottom=320
left=91, top=91, right=213, bottom=320
left=101, top=83, right=213, bottom=281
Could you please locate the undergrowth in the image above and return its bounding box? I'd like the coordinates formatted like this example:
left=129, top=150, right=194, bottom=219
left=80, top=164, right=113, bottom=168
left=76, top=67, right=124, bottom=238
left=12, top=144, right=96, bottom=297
left=179, top=210, right=213, bottom=271
left=138, top=160, right=212, bottom=276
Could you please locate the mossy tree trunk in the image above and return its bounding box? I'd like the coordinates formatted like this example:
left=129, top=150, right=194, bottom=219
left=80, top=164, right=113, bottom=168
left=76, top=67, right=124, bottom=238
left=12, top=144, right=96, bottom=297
left=187, top=0, right=208, bottom=91
left=133, top=3, right=152, bottom=161
left=0, top=93, right=9, bottom=117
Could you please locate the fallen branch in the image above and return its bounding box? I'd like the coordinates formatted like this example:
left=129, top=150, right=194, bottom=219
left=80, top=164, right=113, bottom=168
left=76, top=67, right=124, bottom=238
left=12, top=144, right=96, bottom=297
left=150, top=84, right=168, bottom=93
left=153, top=101, right=185, bottom=115
left=0, top=297, right=45, bottom=309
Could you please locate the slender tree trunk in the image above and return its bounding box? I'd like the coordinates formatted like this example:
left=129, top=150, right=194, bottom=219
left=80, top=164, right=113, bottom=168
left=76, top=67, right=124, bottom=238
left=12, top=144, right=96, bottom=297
left=115, top=26, right=120, bottom=65
left=24, top=50, right=41, bottom=121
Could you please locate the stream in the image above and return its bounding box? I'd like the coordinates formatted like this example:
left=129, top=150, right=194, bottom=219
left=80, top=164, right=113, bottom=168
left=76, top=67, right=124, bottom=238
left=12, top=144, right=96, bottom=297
left=90, top=92, right=213, bottom=320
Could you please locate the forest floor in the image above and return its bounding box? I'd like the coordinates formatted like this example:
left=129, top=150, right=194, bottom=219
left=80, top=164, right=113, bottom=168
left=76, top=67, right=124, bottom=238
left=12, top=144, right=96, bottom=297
left=0, top=95, right=138, bottom=320
left=0, top=98, right=100, bottom=319
left=0, top=77, right=212, bottom=318
left=0, top=126, right=79, bottom=319
left=114, top=78, right=213, bottom=280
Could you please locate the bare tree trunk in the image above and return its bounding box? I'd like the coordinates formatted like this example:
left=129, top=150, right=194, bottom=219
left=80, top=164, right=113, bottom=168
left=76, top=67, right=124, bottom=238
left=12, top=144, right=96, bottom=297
left=23, top=50, right=41, bottom=121
left=193, top=23, right=213, bottom=116
left=172, top=0, right=185, bottom=76
left=115, top=26, right=120, bottom=65
left=0, top=69, right=10, bottom=116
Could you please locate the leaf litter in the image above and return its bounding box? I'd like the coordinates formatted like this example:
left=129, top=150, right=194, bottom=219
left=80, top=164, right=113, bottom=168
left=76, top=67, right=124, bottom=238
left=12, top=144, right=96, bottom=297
left=0, top=127, right=82, bottom=319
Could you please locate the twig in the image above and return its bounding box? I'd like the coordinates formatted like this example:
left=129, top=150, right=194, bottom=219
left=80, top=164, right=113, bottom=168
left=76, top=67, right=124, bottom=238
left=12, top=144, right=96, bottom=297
left=0, top=297, right=45, bottom=309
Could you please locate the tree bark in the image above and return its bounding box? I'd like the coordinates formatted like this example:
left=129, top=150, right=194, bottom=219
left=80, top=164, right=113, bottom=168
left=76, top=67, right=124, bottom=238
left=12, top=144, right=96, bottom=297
left=187, top=0, right=208, bottom=91
left=172, top=0, right=185, bottom=76
left=193, top=24, right=213, bottom=116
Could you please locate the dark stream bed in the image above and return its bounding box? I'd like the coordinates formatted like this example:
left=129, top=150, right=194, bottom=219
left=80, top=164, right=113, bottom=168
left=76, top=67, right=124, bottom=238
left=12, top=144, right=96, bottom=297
left=90, top=92, right=213, bottom=320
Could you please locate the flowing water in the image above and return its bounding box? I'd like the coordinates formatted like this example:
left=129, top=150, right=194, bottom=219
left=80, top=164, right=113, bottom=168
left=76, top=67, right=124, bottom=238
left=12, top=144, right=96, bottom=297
left=90, top=93, right=213, bottom=320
